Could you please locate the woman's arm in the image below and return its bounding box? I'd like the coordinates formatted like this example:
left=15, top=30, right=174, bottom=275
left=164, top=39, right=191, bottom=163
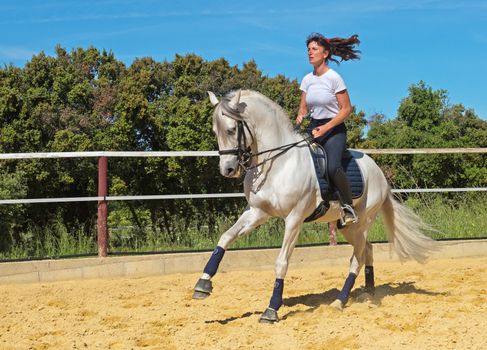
left=296, top=92, right=308, bottom=124
left=312, top=90, right=352, bottom=138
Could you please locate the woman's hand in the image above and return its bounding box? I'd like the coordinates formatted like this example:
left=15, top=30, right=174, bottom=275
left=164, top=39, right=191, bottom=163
left=312, top=125, right=329, bottom=138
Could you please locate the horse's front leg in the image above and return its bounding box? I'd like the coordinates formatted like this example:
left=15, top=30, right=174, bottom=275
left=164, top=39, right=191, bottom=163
left=192, top=207, right=269, bottom=299
left=259, top=215, right=302, bottom=324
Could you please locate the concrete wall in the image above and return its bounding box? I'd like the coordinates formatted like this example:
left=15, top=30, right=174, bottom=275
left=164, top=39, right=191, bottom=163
left=0, top=239, right=486, bottom=284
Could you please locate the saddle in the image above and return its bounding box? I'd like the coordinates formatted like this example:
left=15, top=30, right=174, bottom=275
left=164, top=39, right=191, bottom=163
left=304, top=143, right=364, bottom=222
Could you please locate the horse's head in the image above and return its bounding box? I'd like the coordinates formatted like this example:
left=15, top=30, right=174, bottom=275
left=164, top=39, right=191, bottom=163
left=208, top=90, right=252, bottom=178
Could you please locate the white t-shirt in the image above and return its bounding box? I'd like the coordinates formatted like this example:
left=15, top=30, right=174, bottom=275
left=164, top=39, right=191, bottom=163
left=300, top=69, right=347, bottom=120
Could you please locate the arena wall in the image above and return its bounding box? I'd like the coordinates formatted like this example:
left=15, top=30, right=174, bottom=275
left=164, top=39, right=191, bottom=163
left=0, top=239, right=485, bottom=284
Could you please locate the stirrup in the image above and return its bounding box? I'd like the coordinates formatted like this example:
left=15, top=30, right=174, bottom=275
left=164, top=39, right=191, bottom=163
left=340, top=204, right=358, bottom=226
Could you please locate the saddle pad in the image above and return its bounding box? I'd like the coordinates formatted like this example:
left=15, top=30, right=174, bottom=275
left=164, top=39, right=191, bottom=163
left=309, top=144, right=364, bottom=202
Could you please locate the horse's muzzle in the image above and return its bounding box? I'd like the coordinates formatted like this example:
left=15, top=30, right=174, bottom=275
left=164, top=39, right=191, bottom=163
left=220, top=157, right=241, bottom=178
left=221, top=165, right=241, bottom=178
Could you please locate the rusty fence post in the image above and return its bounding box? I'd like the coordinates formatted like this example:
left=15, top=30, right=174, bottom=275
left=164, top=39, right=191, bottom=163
left=97, top=156, right=108, bottom=257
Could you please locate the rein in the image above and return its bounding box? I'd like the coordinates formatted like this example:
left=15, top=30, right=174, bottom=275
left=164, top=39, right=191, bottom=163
left=218, top=118, right=308, bottom=172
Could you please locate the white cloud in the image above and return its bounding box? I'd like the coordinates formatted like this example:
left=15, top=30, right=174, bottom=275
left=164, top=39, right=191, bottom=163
left=0, top=47, right=36, bottom=60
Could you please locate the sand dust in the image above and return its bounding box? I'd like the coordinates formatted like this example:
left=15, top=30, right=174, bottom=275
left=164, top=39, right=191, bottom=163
left=1, top=256, right=486, bottom=350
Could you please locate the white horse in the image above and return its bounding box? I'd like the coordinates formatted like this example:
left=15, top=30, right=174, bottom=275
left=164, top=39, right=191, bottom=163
left=193, top=89, right=436, bottom=323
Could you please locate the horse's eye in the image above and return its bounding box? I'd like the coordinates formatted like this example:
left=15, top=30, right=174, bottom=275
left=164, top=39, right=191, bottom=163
left=226, top=127, right=236, bottom=136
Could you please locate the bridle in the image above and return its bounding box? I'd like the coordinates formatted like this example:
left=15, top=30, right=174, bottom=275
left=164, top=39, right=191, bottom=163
left=217, top=119, right=255, bottom=171
left=217, top=101, right=308, bottom=173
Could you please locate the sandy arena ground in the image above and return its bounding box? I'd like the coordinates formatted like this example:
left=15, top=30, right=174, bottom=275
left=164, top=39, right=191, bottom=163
left=0, top=256, right=486, bottom=350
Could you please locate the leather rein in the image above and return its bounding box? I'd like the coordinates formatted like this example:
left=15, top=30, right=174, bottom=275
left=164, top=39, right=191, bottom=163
left=217, top=108, right=308, bottom=173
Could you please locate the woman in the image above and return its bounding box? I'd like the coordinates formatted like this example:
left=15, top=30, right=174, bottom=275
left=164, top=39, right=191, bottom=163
left=296, top=32, right=360, bottom=226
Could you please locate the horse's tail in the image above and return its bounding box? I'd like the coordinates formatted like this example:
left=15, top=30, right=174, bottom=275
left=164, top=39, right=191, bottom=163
left=381, top=190, right=438, bottom=263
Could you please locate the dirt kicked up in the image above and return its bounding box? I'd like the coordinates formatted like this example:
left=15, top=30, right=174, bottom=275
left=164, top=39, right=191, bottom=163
left=0, top=256, right=486, bottom=350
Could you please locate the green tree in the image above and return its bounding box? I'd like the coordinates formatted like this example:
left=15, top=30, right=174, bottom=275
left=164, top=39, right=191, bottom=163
left=367, top=81, right=487, bottom=189
left=345, top=106, right=367, bottom=148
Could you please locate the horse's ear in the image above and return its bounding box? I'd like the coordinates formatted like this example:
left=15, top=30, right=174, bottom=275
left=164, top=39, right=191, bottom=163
left=207, top=91, right=219, bottom=106
left=228, top=89, right=241, bottom=110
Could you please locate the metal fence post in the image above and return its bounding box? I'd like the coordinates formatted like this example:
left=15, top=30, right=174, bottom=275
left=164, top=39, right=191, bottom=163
left=97, top=156, right=108, bottom=257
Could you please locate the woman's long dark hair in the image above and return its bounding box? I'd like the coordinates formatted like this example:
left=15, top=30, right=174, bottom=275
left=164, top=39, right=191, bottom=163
left=306, top=32, right=361, bottom=64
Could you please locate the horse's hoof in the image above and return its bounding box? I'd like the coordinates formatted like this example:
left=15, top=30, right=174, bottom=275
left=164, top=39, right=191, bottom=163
left=192, top=278, right=212, bottom=300
left=192, top=291, right=210, bottom=300
left=330, top=299, right=343, bottom=311
left=259, top=308, right=279, bottom=324
left=356, top=292, right=373, bottom=303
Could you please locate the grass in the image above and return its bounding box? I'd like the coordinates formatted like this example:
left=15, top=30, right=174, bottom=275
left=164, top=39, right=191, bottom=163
left=0, top=223, right=96, bottom=260
left=1, top=192, right=486, bottom=261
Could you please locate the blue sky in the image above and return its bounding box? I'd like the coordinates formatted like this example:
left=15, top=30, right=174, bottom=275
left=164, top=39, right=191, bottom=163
left=1, top=0, right=486, bottom=120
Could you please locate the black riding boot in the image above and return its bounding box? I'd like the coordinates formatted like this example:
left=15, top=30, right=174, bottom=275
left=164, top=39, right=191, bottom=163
left=332, top=168, right=358, bottom=225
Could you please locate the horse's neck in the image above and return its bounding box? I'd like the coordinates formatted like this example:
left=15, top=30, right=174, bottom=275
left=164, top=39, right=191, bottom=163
left=248, top=102, right=300, bottom=156
left=255, top=129, right=298, bottom=153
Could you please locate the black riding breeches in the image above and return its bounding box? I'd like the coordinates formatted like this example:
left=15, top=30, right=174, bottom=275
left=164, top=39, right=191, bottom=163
left=307, top=118, right=353, bottom=205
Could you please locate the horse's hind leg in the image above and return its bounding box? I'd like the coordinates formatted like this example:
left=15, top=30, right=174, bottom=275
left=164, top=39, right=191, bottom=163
left=330, top=224, right=367, bottom=310
left=192, top=207, right=269, bottom=300
left=364, top=241, right=375, bottom=295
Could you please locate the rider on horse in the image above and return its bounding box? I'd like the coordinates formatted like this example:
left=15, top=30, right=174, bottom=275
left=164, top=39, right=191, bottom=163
left=296, top=32, right=361, bottom=225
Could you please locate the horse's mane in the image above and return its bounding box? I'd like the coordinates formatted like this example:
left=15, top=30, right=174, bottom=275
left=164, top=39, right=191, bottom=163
left=222, top=90, right=293, bottom=128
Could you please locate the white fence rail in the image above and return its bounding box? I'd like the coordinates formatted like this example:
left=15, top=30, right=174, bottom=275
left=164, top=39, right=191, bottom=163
left=0, top=151, right=219, bottom=159
left=1, top=148, right=487, bottom=160
left=1, top=188, right=487, bottom=206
